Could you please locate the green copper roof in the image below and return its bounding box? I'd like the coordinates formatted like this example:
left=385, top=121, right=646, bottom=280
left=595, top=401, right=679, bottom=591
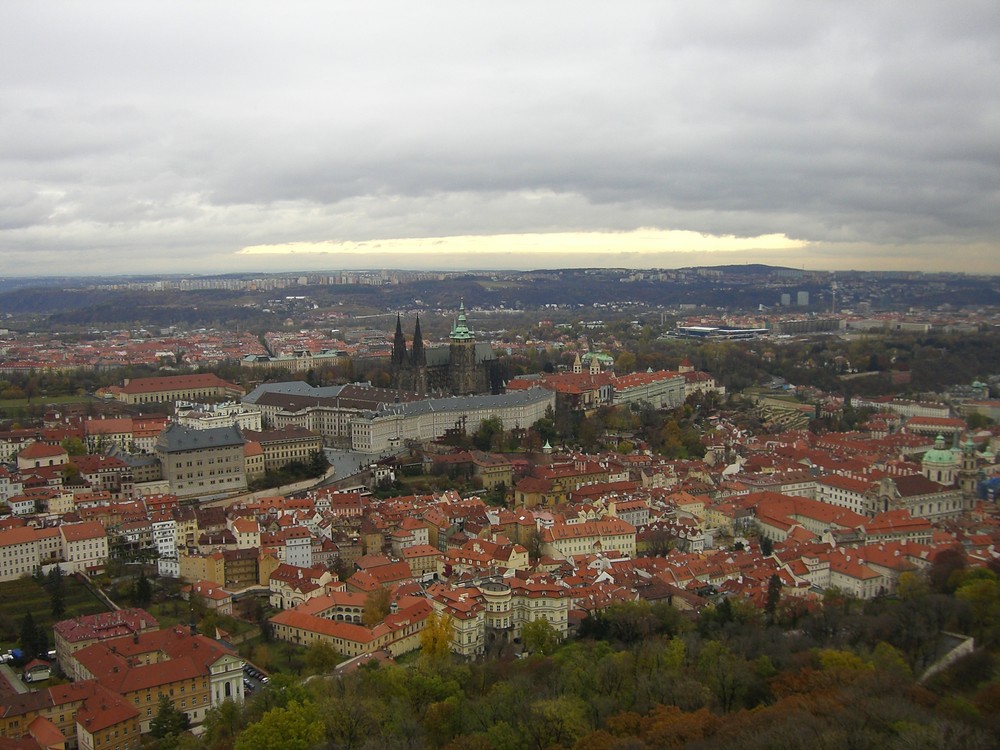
left=923, top=435, right=958, bottom=465
left=450, top=299, right=474, bottom=341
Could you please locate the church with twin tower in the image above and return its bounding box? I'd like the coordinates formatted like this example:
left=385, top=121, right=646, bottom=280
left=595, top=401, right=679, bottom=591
left=392, top=301, right=501, bottom=397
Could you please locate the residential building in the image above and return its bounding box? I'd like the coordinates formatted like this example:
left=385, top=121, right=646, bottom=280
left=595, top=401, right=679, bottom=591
left=0, top=526, right=41, bottom=581
left=59, top=522, right=109, bottom=576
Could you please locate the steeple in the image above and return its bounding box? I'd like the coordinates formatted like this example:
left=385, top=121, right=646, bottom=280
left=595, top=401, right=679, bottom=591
left=392, top=313, right=407, bottom=365
left=450, top=298, right=474, bottom=341
left=411, top=315, right=425, bottom=367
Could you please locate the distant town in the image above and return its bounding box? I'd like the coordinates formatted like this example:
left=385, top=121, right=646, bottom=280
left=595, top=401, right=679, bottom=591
left=0, top=264, right=998, bottom=748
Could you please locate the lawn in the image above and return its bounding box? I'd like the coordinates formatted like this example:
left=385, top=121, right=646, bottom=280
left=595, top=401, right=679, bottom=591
left=0, top=394, right=91, bottom=409
left=0, top=574, right=110, bottom=646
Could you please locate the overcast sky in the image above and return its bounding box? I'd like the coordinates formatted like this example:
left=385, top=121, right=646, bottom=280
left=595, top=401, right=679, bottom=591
left=2, top=1, right=998, bottom=277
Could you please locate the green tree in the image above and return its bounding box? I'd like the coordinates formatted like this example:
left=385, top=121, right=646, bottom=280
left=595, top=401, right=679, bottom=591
left=46, top=565, right=66, bottom=619
left=614, top=351, right=637, bottom=373
left=521, top=618, right=560, bottom=656
left=307, top=450, right=329, bottom=476
left=697, top=641, right=749, bottom=713
left=304, top=639, right=340, bottom=675
left=966, top=412, right=994, bottom=430
left=202, top=700, right=244, bottom=750
left=531, top=407, right=557, bottom=446
left=955, top=570, right=1000, bottom=646
left=61, top=436, right=88, bottom=456
left=234, top=700, right=323, bottom=750
left=523, top=696, right=590, bottom=749
left=134, top=570, right=153, bottom=608
left=474, top=417, right=504, bottom=452
left=150, top=695, right=191, bottom=739
left=19, top=612, right=39, bottom=661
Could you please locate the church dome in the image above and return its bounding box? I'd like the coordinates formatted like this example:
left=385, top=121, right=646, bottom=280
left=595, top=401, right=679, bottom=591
left=922, top=435, right=958, bottom=465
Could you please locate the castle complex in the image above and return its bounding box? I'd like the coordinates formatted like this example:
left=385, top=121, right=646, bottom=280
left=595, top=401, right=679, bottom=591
left=392, top=301, right=500, bottom=396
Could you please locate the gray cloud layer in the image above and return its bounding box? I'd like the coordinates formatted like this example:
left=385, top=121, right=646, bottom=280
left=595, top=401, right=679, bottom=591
left=1, top=1, right=998, bottom=275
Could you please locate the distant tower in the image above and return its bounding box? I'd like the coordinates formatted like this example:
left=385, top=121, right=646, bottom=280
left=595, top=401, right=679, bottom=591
left=449, top=299, right=478, bottom=395
left=392, top=314, right=408, bottom=391
left=392, top=314, right=407, bottom=366
left=831, top=279, right=838, bottom=315
left=959, top=435, right=979, bottom=498
left=412, top=315, right=427, bottom=396
left=573, top=353, right=582, bottom=374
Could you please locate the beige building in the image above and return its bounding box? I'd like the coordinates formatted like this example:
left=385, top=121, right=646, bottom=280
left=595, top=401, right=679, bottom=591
left=60, top=521, right=109, bottom=575
left=68, top=626, right=244, bottom=731
left=241, top=426, right=324, bottom=472
left=269, top=593, right=433, bottom=658
left=155, top=423, right=247, bottom=499
left=428, top=575, right=570, bottom=658
left=117, top=373, right=244, bottom=406
left=0, top=526, right=41, bottom=581
left=539, top=518, right=637, bottom=560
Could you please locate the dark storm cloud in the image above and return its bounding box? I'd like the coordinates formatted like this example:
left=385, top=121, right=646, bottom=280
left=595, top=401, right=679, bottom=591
left=0, top=0, right=997, bottom=275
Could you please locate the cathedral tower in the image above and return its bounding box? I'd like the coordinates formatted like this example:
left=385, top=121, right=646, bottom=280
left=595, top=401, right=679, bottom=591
left=412, top=314, right=427, bottom=396
left=449, top=300, right=478, bottom=395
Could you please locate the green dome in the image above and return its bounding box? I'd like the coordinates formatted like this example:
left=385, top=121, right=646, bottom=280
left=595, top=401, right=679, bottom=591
left=922, top=435, right=958, bottom=465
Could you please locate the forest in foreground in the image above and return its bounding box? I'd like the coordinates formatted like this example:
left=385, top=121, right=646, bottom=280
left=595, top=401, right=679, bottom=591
left=178, top=559, right=1000, bottom=750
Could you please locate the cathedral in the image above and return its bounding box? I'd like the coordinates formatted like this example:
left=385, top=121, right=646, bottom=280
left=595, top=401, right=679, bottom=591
left=392, top=301, right=501, bottom=396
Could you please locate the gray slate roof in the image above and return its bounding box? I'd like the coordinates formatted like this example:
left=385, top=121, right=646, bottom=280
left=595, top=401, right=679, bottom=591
left=155, top=423, right=246, bottom=453
left=243, top=381, right=345, bottom=404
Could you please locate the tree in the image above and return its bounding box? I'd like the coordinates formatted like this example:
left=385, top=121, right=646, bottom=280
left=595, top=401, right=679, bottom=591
left=523, top=696, right=590, bottom=749
left=697, top=641, right=749, bottom=713
left=966, top=412, right=994, bottom=430
left=955, top=570, right=1000, bottom=646
left=234, top=700, right=323, bottom=750
left=474, top=417, right=504, bottom=452
left=614, top=351, right=637, bottom=373
left=362, top=587, right=392, bottom=627
left=764, top=574, right=781, bottom=625
left=62, top=463, right=81, bottom=482
left=929, top=547, right=966, bottom=593
left=150, top=695, right=191, bottom=739
left=46, top=565, right=66, bottom=619
left=203, top=700, right=244, bottom=750
left=19, top=612, right=40, bottom=661
left=134, top=570, right=153, bottom=608
left=420, top=611, right=453, bottom=663
left=521, top=618, right=560, bottom=656
left=304, top=639, right=340, bottom=675
left=307, top=450, right=329, bottom=476
left=61, top=436, right=88, bottom=456
left=531, top=407, right=557, bottom=446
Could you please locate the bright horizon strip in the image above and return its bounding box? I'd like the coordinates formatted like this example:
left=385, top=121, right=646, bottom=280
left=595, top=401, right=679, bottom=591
left=237, top=229, right=808, bottom=257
